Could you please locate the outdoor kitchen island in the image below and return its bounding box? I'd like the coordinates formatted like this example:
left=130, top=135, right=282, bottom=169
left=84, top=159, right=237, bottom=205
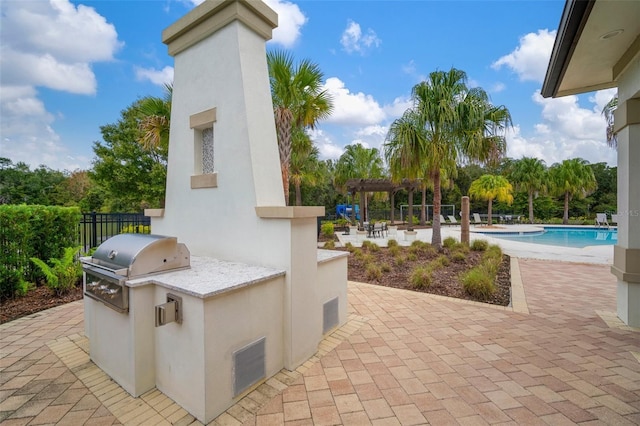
left=83, top=1, right=349, bottom=423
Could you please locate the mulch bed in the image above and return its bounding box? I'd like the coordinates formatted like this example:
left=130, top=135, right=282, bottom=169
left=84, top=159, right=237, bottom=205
left=1, top=284, right=83, bottom=324
left=340, top=244, right=511, bottom=307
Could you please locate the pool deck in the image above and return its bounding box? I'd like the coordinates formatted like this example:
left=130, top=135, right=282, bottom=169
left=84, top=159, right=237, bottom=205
left=335, top=224, right=614, bottom=265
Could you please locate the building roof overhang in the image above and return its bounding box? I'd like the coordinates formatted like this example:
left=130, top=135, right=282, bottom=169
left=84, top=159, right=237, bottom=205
left=541, top=0, right=640, bottom=98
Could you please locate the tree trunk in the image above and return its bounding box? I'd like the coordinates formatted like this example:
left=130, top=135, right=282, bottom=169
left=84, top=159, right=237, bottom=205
left=563, top=192, right=570, bottom=224
left=281, top=164, right=290, bottom=206
left=295, top=181, right=302, bottom=206
left=487, top=199, right=493, bottom=226
left=275, top=108, right=293, bottom=205
left=420, top=187, right=426, bottom=226
left=528, top=190, right=534, bottom=224
left=431, top=171, right=442, bottom=250
left=407, top=189, right=414, bottom=231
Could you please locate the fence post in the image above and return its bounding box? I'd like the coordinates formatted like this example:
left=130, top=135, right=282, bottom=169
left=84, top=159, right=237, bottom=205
left=91, top=211, right=97, bottom=249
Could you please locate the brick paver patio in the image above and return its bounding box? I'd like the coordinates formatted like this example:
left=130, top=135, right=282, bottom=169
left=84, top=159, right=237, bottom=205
left=1, top=258, right=639, bottom=425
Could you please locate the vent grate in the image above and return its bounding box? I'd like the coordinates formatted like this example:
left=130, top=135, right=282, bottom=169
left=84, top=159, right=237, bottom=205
left=233, top=337, right=266, bottom=397
left=323, top=297, right=339, bottom=334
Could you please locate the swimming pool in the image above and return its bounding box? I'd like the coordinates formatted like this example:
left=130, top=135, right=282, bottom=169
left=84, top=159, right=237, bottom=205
left=482, top=226, right=617, bottom=248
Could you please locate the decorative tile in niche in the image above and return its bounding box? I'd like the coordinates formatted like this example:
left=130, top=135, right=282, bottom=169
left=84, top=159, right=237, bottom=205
left=202, top=127, right=214, bottom=173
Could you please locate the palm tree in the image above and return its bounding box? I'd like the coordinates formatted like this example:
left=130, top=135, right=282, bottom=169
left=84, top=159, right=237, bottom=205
left=602, top=95, right=618, bottom=148
left=384, top=111, right=428, bottom=230
left=468, top=175, right=513, bottom=226
left=289, top=127, right=320, bottom=206
left=334, top=144, right=385, bottom=224
left=509, top=157, right=547, bottom=224
left=267, top=50, right=333, bottom=205
left=385, top=68, right=511, bottom=248
left=549, top=158, right=597, bottom=224
left=137, top=83, right=172, bottom=151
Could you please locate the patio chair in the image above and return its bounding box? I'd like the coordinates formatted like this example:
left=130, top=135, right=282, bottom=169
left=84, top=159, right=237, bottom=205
left=610, top=213, right=619, bottom=225
left=439, top=215, right=450, bottom=226
left=595, top=213, right=609, bottom=228
left=373, top=222, right=383, bottom=238
left=447, top=215, right=459, bottom=225
left=473, top=213, right=484, bottom=226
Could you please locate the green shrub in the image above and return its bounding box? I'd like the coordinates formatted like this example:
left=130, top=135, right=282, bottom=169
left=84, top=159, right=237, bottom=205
left=121, top=224, right=151, bottom=234
left=395, top=256, right=406, bottom=266
left=470, top=239, right=489, bottom=251
left=0, top=205, right=81, bottom=292
left=387, top=238, right=399, bottom=248
left=443, top=237, right=457, bottom=249
left=381, top=263, right=392, bottom=272
left=432, top=255, right=450, bottom=268
left=461, top=266, right=496, bottom=299
left=389, top=245, right=401, bottom=257
left=345, top=242, right=355, bottom=252
left=452, top=251, right=467, bottom=262
left=321, top=222, right=335, bottom=238
left=409, top=240, right=434, bottom=256
left=484, top=244, right=503, bottom=260
left=324, top=240, right=335, bottom=249
left=0, top=266, right=22, bottom=300
left=30, top=246, right=82, bottom=296
left=452, top=242, right=470, bottom=254
left=365, top=264, right=382, bottom=281
left=410, top=266, right=432, bottom=289
left=407, top=253, right=418, bottom=262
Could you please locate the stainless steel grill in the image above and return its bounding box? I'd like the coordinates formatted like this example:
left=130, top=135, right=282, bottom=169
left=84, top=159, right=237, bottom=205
left=81, top=234, right=190, bottom=313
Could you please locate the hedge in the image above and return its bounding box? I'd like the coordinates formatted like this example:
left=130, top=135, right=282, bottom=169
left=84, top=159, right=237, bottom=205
left=0, top=205, right=81, bottom=298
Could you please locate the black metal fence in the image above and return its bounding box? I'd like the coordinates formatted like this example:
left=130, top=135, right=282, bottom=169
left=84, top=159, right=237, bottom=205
left=79, top=212, right=150, bottom=252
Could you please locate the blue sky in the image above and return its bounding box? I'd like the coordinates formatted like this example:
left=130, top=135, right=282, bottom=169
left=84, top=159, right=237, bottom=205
left=0, top=0, right=618, bottom=172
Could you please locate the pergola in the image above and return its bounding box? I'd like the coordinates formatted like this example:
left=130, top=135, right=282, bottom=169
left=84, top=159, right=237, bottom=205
left=345, top=178, right=421, bottom=228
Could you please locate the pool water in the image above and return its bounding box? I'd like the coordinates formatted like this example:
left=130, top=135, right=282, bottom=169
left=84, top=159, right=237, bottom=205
left=487, top=227, right=617, bottom=248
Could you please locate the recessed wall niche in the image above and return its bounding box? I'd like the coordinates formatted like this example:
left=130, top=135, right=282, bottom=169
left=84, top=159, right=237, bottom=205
left=189, top=107, right=217, bottom=189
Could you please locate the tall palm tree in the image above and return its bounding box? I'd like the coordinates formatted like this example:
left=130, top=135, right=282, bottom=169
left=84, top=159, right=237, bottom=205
left=549, top=158, right=597, bottom=224
left=334, top=143, right=385, bottom=224
left=509, top=157, right=547, bottom=224
left=267, top=50, right=333, bottom=205
left=137, top=83, right=172, bottom=152
left=289, top=127, right=320, bottom=206
left=602, top=95, right=618, bottom=148
left=468, top=175, right=513, bottom=226
left=385, top=68, right=511, bottom=248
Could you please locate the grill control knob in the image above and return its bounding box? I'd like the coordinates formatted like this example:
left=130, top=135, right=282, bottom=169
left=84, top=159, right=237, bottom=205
left=108, top=250, right=117, bottom=260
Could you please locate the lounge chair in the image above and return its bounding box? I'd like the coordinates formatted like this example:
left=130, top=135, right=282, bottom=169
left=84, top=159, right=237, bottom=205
left=439, top=215, right=449, bottom=226
left=473, top=213, right=484, bottom=226
left=447, top=215, right=459, bottom=225
left=610, top=214, right=619, bottom=225
left=595, top=213, right=609, bottom=228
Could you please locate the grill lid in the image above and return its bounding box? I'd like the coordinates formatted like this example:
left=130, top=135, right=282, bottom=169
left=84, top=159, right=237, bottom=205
left=90, top=234, right=190, bottom=277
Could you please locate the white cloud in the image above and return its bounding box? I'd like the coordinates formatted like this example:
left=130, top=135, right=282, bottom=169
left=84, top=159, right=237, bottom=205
left=323, top=77, right=386, bottom=125
left=0, top=0, right=121, bottom=171
left=506, top=89, right=617, bottom=166
left=340, top=20, right=381, bottom=55
left=135, top=66, right=175, bottom=87
left=383, top=96, right=412, bottom=119
left=263, top=0, right=307, bottom=48
left=307, top=128, right=344, bottom=160
left=492, top=29, right=556, bottom=83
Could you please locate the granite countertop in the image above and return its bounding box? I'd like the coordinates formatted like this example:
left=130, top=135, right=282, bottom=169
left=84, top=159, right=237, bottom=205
left=317, top=249, right=349, bottom=264
left=126, top=256, right=286, bottom=299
